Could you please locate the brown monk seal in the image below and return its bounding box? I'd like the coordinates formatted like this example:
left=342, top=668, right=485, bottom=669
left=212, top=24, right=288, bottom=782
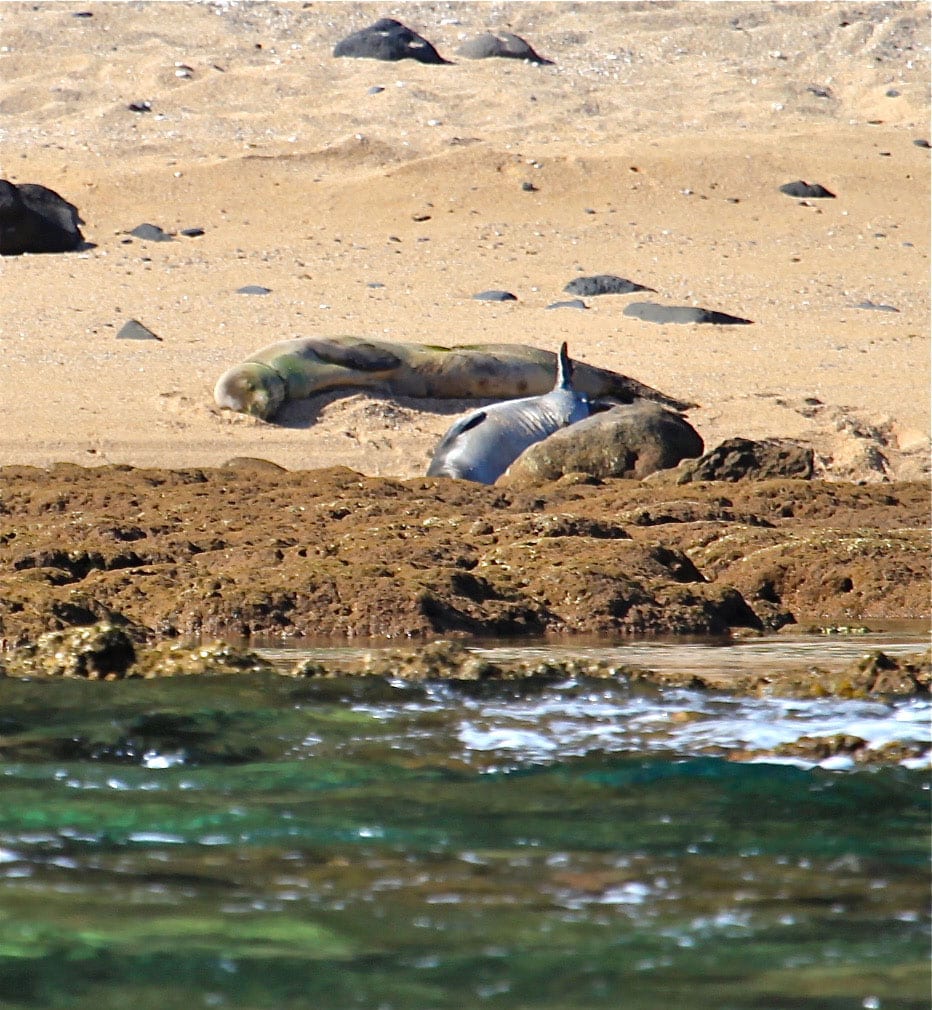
left=213, top=336, right=696, bottom=421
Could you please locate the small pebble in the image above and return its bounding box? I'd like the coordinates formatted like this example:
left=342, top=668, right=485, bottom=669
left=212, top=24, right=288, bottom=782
left=179, top=227, right=204, bottom=238
left=473, top=290, right=517, bottom=302
left=237, top=285, right=272, bottom=295
left=127, top=101, right=152, bottom=113
left=624, top=301, right=753, bottom=326
left=854, top=300, right=899, bottom=313
left=547, top=299, right=588, bottom=311
left=117, top=319, right=161, bottom=341
left=913, top=139, right=931, bottom=149
left=564, top=274, right=655, bottom=297
left=779, top=180, right=836, bottom=199
left=129, top=223, right=172, bottom=242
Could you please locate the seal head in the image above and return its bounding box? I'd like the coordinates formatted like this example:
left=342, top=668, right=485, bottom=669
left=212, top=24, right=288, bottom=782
left=213, top=362, right=287, bottom=419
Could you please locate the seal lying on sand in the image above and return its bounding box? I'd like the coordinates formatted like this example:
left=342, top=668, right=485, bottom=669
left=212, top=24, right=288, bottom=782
left=213, top=336, right=695, bottom=421
left=427, top=343, right=589, bottom=484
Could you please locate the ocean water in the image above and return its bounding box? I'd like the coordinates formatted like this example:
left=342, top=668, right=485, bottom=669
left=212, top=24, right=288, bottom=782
left=0, top=634, right=928, bottom=1010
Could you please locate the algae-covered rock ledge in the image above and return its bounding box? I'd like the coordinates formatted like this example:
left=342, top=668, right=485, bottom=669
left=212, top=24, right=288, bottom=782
left=0, top=464, right=927, bottom=649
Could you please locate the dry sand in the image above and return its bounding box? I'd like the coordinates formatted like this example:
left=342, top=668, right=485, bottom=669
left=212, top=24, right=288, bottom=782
left=1, top=0, right=929, bottom=481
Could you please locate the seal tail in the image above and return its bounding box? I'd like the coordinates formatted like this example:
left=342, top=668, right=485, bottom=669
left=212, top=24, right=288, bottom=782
left=556, top=342, right=574, bottom=390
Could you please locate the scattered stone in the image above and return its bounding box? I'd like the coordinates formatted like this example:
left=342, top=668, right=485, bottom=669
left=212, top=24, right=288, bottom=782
left=367, top=281, right=386, bottom=288
left=854, top=300, right=899, bottom=312
left=130, top=222, right=172, bottom=242
left=127, top=100, right=152, bottom=113
left=885, top=88, right=901, bottom=97
left=729, top=733, right=929, bottom=765
left=134, top=640, right=275, bottom=678
left=0, top=180, right=84, bottom=255
left=180, top=227, right=205, bottom=238
left=473, top=289, right=517, bottom=301
left=333, top=18, right=450, bottom=64
left=456, top=32, right=553, bottom=65
left=72, top=10, right=93, bottom=16
left=546, top=299, right=588, bottom=310
left=367, top=85, right=386, bottom=95
left=806, top=84, right=833, bottom=98
left=564, top=274, right=655, bottom=296
left=521, top=181, right=539, bottom=192
left=236, top=284, right=272, bottom=295
left=503, top=402, right=704, bottom=483
left=623, top=301, right=753, bottom=325
left=4, top=623, right=136, bottom=679
left=779, top=180, right=836, bottom=199
left=913, top=139, right=931, bottom=149
left=117, top=319, right=162, bottom=342
left=654, top=437, right=815, bottom=483
left=220, top=457, right=288, bottom=473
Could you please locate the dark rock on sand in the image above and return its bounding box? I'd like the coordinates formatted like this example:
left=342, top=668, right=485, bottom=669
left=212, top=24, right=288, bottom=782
left=913, top=139, right=931, bottom=149
left=0, top=180, right=85, bottom=255
left=473, top=289, right=517, bottom=301
left=457, top=32, right=553, bottom=65
left=130, top=222, right=172, bottom=242
left=504, top=402, right=704, bottom=484
left=237, top=284, right=272, bottom=295
left=623, top=301, right=753, bottom=325
left=565, top=274, right=656, bottom=296
left=654, top=437, right=815, bottom=483
left=547, top=299, right=588, bottom=310
left=117, top=319, right=161, bottom=341
left=854, top=300, right=899, bottom=312
left=779, top=180, right=836, bottom=199
left=180, top=227, right=205, bottom=238
left=333, top=19, right=450, bottom=64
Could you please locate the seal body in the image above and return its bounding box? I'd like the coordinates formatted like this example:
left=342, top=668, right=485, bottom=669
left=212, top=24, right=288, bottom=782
left=213, top=335, right=696, bottom=421
left=427, top=343, right=590, bottom=484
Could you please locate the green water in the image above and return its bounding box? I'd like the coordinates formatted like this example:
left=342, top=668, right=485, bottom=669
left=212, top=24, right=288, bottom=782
left=0, top=648, right=928, bottom=1010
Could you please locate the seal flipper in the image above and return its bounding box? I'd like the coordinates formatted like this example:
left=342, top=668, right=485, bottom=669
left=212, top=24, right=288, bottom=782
left=305, top=339, right=403, bottom=373
left=556, top=342, right=574, bottom=390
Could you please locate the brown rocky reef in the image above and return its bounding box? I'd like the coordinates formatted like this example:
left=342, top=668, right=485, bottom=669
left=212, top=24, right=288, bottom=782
left=0, top=463, right=927, bottom=646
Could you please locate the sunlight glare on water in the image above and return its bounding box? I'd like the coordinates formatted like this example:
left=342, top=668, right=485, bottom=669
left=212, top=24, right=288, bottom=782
left=0, top=634, right=927, bottom=1010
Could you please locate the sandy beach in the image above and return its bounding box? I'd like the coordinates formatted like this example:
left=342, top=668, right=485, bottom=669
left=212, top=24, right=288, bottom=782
left=0, top=0, right=928, bottom=481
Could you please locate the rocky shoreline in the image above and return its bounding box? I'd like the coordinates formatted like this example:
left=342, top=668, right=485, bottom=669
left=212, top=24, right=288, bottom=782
left=0, top=463, right=927, bottom=653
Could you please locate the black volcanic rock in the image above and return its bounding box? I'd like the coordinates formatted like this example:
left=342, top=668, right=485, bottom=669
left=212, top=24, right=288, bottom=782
left=660, top=437, right=815, bottom=483
left=564, top=274, right=655, bottom=297
left=779, top=180, right=836, bottom=199
left=624, top=301, right=753, bottom=325
left=0, top=180, right=84, bottom=255
left=333, top=19, right=450, bottom=64
left=457, top=32, right=553, bottom=65
left=129, top=223, right=173, bottom=242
